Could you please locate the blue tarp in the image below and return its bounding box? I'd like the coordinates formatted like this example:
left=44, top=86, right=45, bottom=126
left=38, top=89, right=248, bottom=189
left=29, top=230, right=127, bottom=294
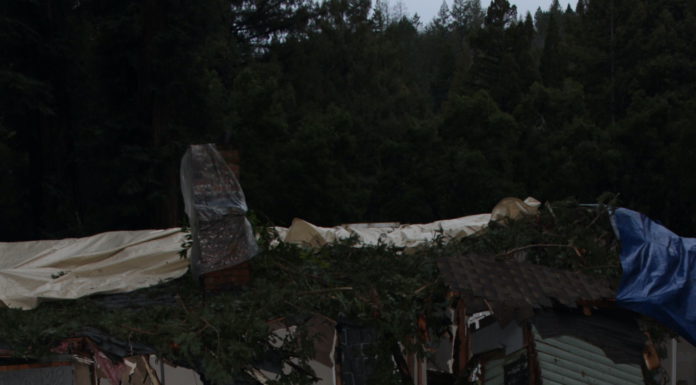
left=613, top=208, right=696, bottom=345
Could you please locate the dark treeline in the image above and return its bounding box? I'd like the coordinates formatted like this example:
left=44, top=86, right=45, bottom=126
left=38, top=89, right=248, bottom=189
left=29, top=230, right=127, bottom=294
left=2, top=0, right=696, bottom=241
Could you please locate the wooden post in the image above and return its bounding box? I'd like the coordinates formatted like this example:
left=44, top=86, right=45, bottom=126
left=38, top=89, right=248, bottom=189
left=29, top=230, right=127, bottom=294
left=456, top=298, right=469, bottom=378
left=139, top=356, right=162, bottom=385
left=524, top=323, right=540, bottom=385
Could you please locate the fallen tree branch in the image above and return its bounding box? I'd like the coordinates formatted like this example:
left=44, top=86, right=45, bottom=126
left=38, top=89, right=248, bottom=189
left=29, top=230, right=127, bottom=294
left=414, top=280, right=438, bottom=294
left=141, top=355, right=162, bottom=385
left=578, top=264, right=620, bottom=272
left=121, top=325, right=156, bottom=335
left=495, top=243, right=576, bottom=257
left=298, top=287, right=353, bottom=295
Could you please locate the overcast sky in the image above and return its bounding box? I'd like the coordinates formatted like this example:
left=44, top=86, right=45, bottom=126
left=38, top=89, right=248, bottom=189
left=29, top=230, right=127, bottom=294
left=400, top=0, right=573, bottom=24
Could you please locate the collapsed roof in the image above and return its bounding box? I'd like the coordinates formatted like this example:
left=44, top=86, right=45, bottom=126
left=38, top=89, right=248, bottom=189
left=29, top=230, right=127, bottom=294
left=437, top=253, right=615, bottom=323
left=0, top=195, right=541, bottom=310
left=0, top=143, right=674, bottom=384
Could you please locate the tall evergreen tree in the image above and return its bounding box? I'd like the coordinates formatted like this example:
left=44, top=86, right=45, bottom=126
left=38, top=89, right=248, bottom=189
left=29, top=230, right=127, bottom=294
left=485, top=0, right=517, bottom=29
left=371, top=0, right=390, bottom=31
left=540, top=11, right=565, bottom=87
left=430, top=0, right=452, bottom=32
left=451, top=0, right=484, bottom=32
left=576, top=0, right=587, bottom=15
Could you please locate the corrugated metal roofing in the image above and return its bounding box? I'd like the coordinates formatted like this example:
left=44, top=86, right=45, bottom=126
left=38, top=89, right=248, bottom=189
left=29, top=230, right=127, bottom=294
left=437, top=254, right=614, bottom=322
left=534, top=329, right=643, bottom=385
left=533, top=309, right=645, bottom=365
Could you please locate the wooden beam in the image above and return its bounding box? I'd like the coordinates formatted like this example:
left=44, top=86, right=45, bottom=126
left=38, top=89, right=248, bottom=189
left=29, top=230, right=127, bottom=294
left=524, top=323, right=541, bottom=385
left=456, top=299, right=469, bottom=378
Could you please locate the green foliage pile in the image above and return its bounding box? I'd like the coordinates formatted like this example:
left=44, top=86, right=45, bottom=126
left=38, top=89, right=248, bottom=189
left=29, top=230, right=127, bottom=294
left=451, top=195, right=622, bottom=280
left=0, top=199, right=622, bottom=384
left=0, top=238, right=441, bottom=385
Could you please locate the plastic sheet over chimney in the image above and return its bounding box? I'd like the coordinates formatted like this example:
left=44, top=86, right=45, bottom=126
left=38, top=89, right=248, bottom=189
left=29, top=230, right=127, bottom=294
left=180, top=144, right=258, bottom=278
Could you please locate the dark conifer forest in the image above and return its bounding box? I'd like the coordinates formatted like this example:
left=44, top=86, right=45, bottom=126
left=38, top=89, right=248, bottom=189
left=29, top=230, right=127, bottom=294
left=2, top=0, right=696, bottom=241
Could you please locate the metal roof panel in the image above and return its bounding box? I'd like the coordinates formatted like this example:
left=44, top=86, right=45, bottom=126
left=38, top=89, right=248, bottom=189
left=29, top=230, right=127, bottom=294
left=535, top=329, right=643, bottom=385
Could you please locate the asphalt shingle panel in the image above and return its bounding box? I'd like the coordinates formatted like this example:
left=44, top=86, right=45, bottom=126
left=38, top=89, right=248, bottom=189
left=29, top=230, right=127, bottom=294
left=437, top=254, right=615, bottom=322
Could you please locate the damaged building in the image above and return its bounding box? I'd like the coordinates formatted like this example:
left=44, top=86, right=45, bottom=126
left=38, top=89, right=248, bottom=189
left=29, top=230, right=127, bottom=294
left=436, top=253, right=646, bottom=385
left=2, top=144, right=696, bottom=384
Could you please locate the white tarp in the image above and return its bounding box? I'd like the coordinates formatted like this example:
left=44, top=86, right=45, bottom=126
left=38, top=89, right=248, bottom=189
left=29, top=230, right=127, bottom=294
left=281, top=197, right=540, bottom=249
left=0, top=228, right=189, bottom=310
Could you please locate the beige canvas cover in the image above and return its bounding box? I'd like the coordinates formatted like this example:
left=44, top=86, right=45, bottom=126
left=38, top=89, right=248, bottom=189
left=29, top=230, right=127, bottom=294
left=282, top=197, right=540, bottom=249
left=0, top=228, right=189, bottom=310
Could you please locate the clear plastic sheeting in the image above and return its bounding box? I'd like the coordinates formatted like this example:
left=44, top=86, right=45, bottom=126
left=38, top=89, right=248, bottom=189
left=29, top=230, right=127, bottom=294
left=280, top=197, right=539, bottom=249
left=0, top=228, right=189, bottom=310
left=180, top=144, right=258, bottom=278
